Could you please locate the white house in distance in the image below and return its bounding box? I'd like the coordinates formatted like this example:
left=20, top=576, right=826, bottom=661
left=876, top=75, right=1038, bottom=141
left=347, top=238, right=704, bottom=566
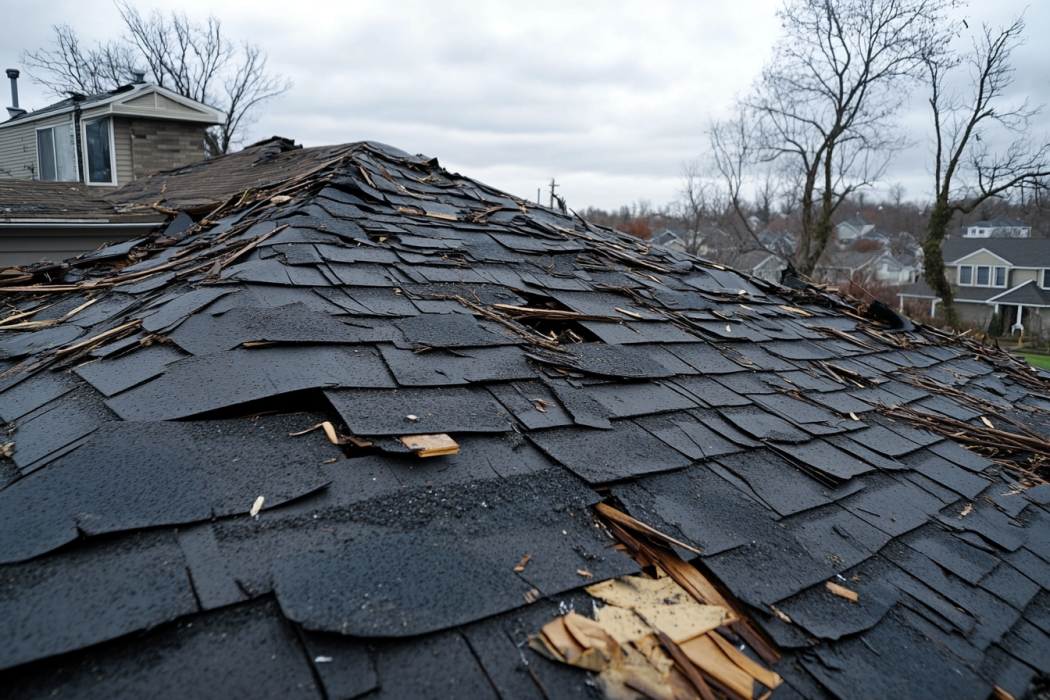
left=834, top=214, right=875, bottom=247
left=962, top=216, right=1030, bottom=238
left=0, top=69, right=222, bottom=189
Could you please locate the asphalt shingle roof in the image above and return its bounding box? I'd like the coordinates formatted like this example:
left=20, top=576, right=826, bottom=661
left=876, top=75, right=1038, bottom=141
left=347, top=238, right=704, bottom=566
left=1, top=140, right=1049, bottom=699
left=945, top=237, right=1050, bottom=267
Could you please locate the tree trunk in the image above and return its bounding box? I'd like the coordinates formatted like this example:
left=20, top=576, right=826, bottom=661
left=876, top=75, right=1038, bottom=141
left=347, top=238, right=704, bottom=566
left=922, top=200, right=960, bottom=328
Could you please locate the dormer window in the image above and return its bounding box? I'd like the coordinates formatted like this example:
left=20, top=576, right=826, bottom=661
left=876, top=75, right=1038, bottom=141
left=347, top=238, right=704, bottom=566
left=84, top=117, right=115, bottom=185
left=958, top=264, right=1007, bottom=287
left=1043, top=269, right=1050, bottom=289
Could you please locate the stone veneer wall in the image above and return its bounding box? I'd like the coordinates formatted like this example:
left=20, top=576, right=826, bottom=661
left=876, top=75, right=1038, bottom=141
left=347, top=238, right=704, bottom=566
left=125, top=118, right=210, bottom=180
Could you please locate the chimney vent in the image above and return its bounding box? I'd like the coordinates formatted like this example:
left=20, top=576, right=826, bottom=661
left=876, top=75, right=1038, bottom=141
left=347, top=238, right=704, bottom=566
left=131, top=70, right=146, bottom=84
left=5, top=69, right=25, bottom=118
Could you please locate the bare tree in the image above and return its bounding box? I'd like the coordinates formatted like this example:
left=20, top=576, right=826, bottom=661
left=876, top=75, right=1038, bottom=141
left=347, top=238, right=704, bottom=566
left=888, top=182, right=908, bottom=207
left=21, top=3, right=290, bottom=155
left=744, top=0, right=956, bottom=276
left=673, top=158, right=721, bottom=255
left=18, top=25, right=136, bottom=96
left=708, top=108, right=788, bottom=264
left=921, top=16, right=1050, bottom=327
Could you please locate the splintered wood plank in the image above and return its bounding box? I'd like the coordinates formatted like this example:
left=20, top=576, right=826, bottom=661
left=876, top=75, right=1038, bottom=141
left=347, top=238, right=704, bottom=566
left=826, top=581, right=859, bottom=602
left=399, top=433, right=459, bottom=457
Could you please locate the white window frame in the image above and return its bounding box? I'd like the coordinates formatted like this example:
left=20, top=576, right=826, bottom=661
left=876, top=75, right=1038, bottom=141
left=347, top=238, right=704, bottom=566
left=958, top=265, right=973, bottom=286
left=34, top=120, right=79, bottom=182
left=82, top=115, right=118, bottom=186
left=993, top=266, right=1007, bottom=287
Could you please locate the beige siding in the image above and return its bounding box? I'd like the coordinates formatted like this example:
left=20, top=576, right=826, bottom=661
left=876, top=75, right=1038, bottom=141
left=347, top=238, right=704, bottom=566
left=113, top=117, right=134, bottom=186
left=123, top=93, right=157, bottom=109
left=154, top=94, right=208, bottom=116
left=1012, top=269, right=1039, bottom=286
left=953, top=251, right=1010, bottom=267
left=110, top=91, right=215, bottom=122
left=0, top=112, right=75, bottom=181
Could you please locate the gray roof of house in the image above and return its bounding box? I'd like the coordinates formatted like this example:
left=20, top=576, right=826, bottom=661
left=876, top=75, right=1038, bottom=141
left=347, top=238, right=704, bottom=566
left=1, top=85, right=139, bottom=125
left=969, top=216, right=1026, bottom=229
left=837, top=214, right=870, bottom=230
left=944, top=237, right=1050, bottom=266
left=898, top=280, right=936, bottom=298
left=990, top=281, right=1050, bottom=307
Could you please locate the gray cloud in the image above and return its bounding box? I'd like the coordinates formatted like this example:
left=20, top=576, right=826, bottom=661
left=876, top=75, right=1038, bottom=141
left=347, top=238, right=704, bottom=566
left=1, top=0, right=1046, bottom=209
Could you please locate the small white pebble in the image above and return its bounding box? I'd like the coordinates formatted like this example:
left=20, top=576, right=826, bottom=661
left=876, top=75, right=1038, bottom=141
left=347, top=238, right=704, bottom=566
left=315, top=656, right=333, bottom=663
left=407, top=415, right=418, bottom=421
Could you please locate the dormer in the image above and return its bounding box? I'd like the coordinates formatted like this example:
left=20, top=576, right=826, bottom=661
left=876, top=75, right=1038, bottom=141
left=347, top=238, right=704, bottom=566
left=0, top=75, right=222, bottom=188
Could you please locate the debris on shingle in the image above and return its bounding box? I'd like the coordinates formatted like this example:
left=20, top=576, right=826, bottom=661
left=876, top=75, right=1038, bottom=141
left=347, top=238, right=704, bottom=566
left=2, top=138, right=1049, bottom=698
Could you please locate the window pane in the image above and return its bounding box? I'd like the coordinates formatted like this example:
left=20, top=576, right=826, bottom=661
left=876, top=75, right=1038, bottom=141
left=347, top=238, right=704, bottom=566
left=959, top=266, right=972, bottom=285
left=976, top=266, right=990, bottom=286
left=1045, top=270, right=1050, bottom=288
left=994, top=267, right=1006, bottom=286
left=36, top=128, right=57, bottom=181
left=86, top=118, right=113, bottom=183
left=54, top=123, right=77, bottom=182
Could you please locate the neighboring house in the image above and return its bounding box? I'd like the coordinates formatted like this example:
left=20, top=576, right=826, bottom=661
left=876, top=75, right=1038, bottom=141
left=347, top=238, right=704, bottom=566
left=0, top=70, right=222, bottom=189
left=898, top=237, right=1050, bottom=338
left=963, top=216, right=1030, bottom=238
left=0, top=136, right=327, bottom=267
left=732, top=248, right=782, bottom=282
left=756, top=229, right=795, bottom=257
left=649, top=227, right=686, bottom=252
left=0, top=179, right=163, bottom=266
left=834, top=214, right=874, bottom=246
left=859, top=228, right=892, bottom=245
left=814, top=248, right=920, bottom=286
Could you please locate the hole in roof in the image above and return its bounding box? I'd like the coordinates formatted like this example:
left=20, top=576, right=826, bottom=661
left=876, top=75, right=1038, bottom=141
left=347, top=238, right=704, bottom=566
left=502, top=290, right=604, bottom=345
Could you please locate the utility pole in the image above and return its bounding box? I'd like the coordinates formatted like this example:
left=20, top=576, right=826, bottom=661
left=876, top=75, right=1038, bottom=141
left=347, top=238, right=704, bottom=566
left=548, top=178, right=558, bottom=209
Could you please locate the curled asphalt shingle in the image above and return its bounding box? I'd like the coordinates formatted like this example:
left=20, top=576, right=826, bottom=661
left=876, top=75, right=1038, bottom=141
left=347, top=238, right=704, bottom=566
left=1, top=139, right=1049, bottom=698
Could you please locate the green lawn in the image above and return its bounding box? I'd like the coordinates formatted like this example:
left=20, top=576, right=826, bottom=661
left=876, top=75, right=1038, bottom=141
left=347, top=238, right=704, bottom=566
left=1020, top=353, right=1050, bottom=371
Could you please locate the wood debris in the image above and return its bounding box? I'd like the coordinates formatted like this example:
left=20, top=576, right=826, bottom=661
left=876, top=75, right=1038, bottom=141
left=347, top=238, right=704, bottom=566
left=399, top=433, right=459, bottom=457
left=249, top=496, right=265, bottom=517
left=825, top=581, right=859, bottom=603
left=288, top=421, right=344, bottom=445
left=513, top=554, right=531, bottom=572
left=531, top=571, right=781, bottom=700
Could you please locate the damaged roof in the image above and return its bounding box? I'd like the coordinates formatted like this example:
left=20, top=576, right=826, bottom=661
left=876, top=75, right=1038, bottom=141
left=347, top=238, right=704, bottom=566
left=1, top=139, right=1049, bottom=700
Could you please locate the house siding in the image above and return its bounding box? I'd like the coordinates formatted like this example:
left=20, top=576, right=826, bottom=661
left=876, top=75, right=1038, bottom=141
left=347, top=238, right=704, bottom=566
left=128, top=118, right=209, bottom=179
left=954, top=251, right=1009, bottom=267
left=0, top=112, right=74, bottom=181
left=113, top=117, right=134, bottom=186
left=956, top=301, right=995, bottom=329
left=1012, top=269, right=1039, bottom=286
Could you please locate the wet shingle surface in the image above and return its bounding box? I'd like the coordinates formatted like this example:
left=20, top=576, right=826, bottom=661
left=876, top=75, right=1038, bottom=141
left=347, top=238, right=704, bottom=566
left=2, top=140, right=1049, bottom=698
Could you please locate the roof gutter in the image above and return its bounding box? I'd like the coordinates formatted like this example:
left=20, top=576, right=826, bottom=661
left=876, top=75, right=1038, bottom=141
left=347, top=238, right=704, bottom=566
left=73, top=98, right=84, bottom=183
left=0, top=221, right=159, bottom=228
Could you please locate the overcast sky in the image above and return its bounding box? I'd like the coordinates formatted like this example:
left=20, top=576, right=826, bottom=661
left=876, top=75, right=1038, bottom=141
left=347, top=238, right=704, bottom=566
left=2, top=0, right=1048, bottom=211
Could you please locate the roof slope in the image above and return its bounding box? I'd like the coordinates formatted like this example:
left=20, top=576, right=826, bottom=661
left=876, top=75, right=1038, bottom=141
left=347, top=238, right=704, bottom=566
left=0, top=180, right=164, bottom=223
left=1, top=141, right=1049, bottom=700
left=945, top=237, right=1050, bottom=266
